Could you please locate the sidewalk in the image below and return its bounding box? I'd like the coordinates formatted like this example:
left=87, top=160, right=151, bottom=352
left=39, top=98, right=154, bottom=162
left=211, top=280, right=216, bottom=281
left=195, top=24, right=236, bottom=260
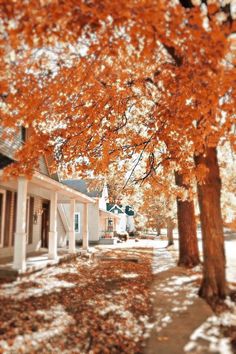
left=145, top=265, right=213, bottom=354
left=144, top=242, right=236, bottom=354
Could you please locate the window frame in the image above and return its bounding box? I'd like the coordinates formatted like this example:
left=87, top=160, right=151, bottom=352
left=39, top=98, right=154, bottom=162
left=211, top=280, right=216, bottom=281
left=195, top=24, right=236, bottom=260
left=106, top=218, right=114, bottom=232
left=74, top=212, right=80, bottom=233
left=20, top=126, right=27, bottom=143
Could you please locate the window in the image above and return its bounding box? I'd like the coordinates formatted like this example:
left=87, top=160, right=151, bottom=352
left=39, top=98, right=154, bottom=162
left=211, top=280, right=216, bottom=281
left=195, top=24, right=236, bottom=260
left=20, top=126, right=27, bottom=142
left=106, top=218, right=114, bottom=232
left=74, top=212, right=80, bottom=233
left=0, top=190, right=6, bottom=248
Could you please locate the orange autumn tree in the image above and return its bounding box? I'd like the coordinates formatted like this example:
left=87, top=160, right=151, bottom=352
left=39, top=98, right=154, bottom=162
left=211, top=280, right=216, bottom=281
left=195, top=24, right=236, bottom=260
left=137, top=183, right=177, bottom=247
left=106, top=3, right=236, bottom=302
left=0, top=0, right=236, bottom=303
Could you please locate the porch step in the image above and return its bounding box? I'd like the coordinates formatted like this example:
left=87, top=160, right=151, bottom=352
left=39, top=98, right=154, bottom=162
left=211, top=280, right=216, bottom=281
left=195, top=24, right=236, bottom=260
left=99, top=238, right=117, bottom=245
left=0, top=251, right=80, bottom=280
left=0, top=268, right=19, bottom=280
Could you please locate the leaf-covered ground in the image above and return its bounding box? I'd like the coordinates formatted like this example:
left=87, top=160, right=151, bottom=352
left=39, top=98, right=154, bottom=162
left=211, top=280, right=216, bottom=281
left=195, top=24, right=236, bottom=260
left=0, top=239, right=236, bottom=354
left=0, top=248, right=154, bottom=354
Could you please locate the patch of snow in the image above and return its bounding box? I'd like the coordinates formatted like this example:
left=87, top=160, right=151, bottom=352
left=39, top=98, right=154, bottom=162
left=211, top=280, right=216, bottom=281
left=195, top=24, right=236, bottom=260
left=161, top=315, right=172, bottom=324
left=0, top=305, right=75, bottom=353
left=0, top=265, right=79, bottom=299
left=185, top=310, right=236, bottom=354
left=96, top=299, right=150, bottom=340
left=122, top=273, right=139, bottom=279
left=168, top=275, right=200, bottom=286
left=171, top=306, right=187, bottom=312
left=0, top=278, right=75, bottom=300
left=150, top=268, right=200, bottom=335
left=152, top=247, right=176, bottom=274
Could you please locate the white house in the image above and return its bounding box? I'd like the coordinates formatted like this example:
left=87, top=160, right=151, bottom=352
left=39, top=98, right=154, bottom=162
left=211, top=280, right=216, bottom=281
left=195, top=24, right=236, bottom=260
left=61, top=179, right=120, bottom=244
left=106, top=203, right=136, bottom=234
left=0, top=127, right=95, bottom=274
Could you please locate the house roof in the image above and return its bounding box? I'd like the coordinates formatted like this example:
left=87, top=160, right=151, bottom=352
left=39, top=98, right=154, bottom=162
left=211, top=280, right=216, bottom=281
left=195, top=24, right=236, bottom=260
left=30, top=172, right=96, bottom=203
left=0, top=153, right=13, bottom=169
left=62, top=179, right=104, bottom=198
left=106, top=203, right=125, bottom=214
left=0, top=170, right=95, bottom=204
left=0, top=126, right=59, bottom=182
left=107, top=203, right=135, bottom=216
left=125, top=205, right=135, bottom=216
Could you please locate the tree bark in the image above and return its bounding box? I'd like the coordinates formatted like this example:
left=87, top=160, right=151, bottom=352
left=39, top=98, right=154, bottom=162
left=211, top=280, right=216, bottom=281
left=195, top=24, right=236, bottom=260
left=194, top=147, right=227, bottom=303
left=166, top=218, right=174, bottom=247
left=175, top=172, right=200, bottom=268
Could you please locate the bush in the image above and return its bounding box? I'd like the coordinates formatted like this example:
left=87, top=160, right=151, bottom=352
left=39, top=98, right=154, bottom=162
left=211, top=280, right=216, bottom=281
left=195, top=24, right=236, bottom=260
left=116, top=231, right=129, bottom=242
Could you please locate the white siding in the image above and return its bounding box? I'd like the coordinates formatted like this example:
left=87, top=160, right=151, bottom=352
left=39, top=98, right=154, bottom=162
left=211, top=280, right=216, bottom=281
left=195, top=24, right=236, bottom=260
left=127, top=215, right=135, bottom=232
left=0, top=193, right=43, bottom=258
left=31, top=196, right=43, bottom=250
left=63, top=201, right=100, bottom=243
left=57, top=212, right=67, bottom=247
left=116, top=214, right=127, bottom=233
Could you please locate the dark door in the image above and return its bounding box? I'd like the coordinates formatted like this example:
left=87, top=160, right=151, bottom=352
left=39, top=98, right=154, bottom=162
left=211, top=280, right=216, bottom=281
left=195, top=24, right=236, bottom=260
left=41, top=201, right=50, bottom=248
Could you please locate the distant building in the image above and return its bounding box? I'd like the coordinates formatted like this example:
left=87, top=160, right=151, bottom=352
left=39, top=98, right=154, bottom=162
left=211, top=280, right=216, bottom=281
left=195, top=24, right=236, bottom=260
left=106, top=203, right=135, bottom=234
left=62, top=179, right=120, bottom=244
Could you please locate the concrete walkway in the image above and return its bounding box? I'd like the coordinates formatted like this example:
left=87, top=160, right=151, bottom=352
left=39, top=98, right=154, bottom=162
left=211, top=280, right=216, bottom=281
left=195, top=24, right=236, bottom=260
left=143, top=240, right=236, bottom=354
left=145, top=265, right=213, bottom=354
left=96, top=238, right=215, bottom=353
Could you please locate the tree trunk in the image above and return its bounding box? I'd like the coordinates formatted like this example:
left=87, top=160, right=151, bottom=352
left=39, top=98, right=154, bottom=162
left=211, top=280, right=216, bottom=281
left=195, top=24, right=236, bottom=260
left=194, top=147, right=227, bottom=303
left=166, top=218, right=174, bottom=247
left=175, top=172, right=200, bottom=267
left=156, top=227, right=161, bottom=236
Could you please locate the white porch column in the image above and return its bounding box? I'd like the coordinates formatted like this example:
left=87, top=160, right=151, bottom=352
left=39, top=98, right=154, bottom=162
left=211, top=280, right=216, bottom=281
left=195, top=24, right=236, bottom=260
left=13, top=177, right=28, bottom=272
left=48, top=190, right=58, bottom=260
left=114, top=218, right=117, bottom=233
left=82, top=203, right=89, bottom=250
left=69, top=199, right=76, bottom=253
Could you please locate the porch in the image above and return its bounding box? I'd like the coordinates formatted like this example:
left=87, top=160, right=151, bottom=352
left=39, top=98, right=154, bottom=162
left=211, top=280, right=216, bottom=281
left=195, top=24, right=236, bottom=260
left=0, top=171, right=95, bottom=273
left=0, top=248, right=83, bottom=279
left=99, top=209, right=120, bottom=244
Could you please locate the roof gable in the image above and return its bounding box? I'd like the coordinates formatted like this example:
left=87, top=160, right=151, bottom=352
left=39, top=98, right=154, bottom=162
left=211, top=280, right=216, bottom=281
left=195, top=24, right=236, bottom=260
left=107, top=203, right=135, bottom=216
left=125, top=205, right=135, bottom=216
left=106, top=203, right=125, bottom=214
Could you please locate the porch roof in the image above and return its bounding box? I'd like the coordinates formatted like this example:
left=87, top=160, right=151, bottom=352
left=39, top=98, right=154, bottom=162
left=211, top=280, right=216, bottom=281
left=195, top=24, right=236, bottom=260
left=32, top=172, right=95, bottom=203
left=0, top=170, right=95, bottom=204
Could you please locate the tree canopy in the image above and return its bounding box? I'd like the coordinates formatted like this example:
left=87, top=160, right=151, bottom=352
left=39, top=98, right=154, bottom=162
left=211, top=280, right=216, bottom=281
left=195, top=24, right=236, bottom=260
left=0, top=0, right=235, bottom=186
